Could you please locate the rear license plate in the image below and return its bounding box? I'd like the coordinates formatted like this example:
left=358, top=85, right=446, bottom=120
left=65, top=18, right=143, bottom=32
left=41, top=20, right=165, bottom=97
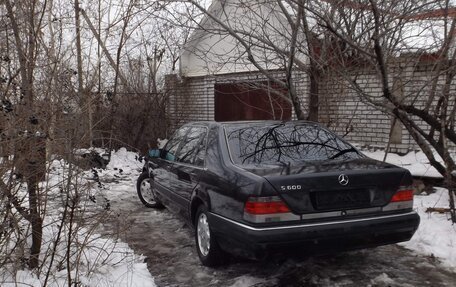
left=316, top=189, right=370, bottom=210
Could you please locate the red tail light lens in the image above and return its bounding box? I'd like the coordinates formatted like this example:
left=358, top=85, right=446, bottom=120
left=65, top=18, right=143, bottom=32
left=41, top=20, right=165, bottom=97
left=244, top=196, right=290, bottom=215
left=391, top=188, right=414, bottom=202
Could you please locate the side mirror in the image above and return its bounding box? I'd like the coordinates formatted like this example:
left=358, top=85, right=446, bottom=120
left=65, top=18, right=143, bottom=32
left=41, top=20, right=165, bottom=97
left=148, top=149, right=161, bottom=158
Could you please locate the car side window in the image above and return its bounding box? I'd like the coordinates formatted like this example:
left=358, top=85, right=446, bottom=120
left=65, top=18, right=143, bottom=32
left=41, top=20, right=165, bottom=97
left=176, top=126, right=207, bottom=167
left=163, top=127, right=189, bottom=162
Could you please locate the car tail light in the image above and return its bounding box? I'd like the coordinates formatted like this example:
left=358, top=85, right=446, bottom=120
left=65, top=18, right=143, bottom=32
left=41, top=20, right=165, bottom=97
left=243, top=196, right=299, bottom=223
left=390, top=187, right=414, bottom=202
left=244, top=196, right=290, bottom=214
left=383, top=186, right=414, bottom=212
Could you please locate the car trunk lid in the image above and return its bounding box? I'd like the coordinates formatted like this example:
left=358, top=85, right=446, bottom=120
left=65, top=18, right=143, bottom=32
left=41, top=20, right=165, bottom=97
left=242, top=158, right=409, bottom=215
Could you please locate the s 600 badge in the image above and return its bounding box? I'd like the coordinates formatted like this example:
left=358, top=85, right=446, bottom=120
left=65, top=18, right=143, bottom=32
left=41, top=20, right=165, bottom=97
left=280, top=185, right=302, bottom=191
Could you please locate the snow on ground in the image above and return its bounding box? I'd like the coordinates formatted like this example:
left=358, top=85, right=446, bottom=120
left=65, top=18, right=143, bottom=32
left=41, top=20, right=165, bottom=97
left=2, top=234, right=154, bottom=287
left=106, top=148, right=142, bottom=172
left=0, top=150, right=155, bottom=287
left=360, top=147, right=456, bottom=269
left=361, top=147, right=456, bottom=269
left=369, top=273, right=396, bottom=287
left=103, top=148, right=456, bottom=271
left=228, top=275, right=269, bottom=287
left=94, top=148, right=145, bottom=208
left=400, top=187, right=456, bottom=270
left=5, top=147, right=453, bottom=285
left=100, top=148, right=456, bottom=273
left=361, top=149, right=445, bottom=178
left=105, top=148, right=456, bottom=272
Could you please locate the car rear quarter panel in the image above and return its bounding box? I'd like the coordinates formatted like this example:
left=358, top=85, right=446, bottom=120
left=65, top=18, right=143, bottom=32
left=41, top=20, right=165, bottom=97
left=196, top=125, right=264, bottom=223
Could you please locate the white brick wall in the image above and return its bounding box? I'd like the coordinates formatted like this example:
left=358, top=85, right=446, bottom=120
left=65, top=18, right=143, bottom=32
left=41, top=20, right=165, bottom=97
left=166, top=64, right=454, bottom=154
left=319, top=63, right=455, bottom=153
left=166, top=70, right=309, bottom=130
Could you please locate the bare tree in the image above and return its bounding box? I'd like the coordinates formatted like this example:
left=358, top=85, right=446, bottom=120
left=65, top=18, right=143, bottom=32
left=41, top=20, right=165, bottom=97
left=169, top=0, right=455, bottom=220
left=2, top=0, right=49, bottom=269
left=307, top=0, right=456, bottom=220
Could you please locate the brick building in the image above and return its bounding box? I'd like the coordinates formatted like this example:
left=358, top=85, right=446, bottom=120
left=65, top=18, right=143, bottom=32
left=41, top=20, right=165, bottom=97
left=165, top=0, right=455, bottom=154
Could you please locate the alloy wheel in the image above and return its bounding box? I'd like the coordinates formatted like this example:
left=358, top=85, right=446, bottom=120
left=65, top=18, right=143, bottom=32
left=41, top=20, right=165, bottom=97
left=197, top=213, right=211, bottom=256
left=140, top=178, right=157, bottom=205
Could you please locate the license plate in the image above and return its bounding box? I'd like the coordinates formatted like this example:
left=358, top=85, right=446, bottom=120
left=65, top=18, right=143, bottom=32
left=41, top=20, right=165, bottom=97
left=316, top=189, right=370, bottom=210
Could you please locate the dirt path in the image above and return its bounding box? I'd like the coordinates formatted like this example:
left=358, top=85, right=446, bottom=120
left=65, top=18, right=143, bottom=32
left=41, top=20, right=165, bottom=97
left=99, top=170, right=456, bottom=287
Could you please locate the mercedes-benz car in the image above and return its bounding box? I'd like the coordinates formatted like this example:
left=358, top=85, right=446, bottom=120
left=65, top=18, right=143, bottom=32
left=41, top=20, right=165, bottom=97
left=136, top=121, right=420, bottom=266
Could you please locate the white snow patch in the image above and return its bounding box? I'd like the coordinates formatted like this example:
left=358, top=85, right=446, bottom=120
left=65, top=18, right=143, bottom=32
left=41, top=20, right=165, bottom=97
left=0, top=149, right=156, bottom=287
left=12, top=270, right=41, bottom=287
left=362, top=149, right=446, bottom=178
left=361, top=148, right=456, bottom=269
left=74, top=147, right=107, bottom=156
left=369, top=273, right=395, bottom=286
left=229, top=275, right=268, bottom=287
left=107, top=148, right=143, bottom=173
left=400, top=187, right=456, bottom=270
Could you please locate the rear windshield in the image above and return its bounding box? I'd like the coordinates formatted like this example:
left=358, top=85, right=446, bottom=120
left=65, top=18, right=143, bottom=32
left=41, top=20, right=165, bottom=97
left=225, top=123, right=363, bottom=165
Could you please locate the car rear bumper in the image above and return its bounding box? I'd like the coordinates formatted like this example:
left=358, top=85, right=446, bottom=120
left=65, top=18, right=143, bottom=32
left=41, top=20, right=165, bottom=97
left=208, top=211, right=420, bottom=259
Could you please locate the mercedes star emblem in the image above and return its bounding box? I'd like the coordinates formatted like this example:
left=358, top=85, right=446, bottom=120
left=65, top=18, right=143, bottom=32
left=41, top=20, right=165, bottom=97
left=338, top=174, right=349, bottom=186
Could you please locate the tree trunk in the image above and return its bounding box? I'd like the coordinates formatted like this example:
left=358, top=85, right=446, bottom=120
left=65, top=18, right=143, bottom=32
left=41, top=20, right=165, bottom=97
left=16, top=135, right=46, bottom=269
left=288, top=79, right=306, bottom=120
left=75, top=0, right=92, bottom=146
left=308, top=67, right=320, bottom=122
left=27, top=178, right=42, bottom=269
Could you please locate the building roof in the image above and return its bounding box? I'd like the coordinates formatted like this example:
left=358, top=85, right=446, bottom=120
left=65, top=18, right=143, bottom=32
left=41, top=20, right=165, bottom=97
left=179, top=0, right=456, bottom=77
left=179, top=0, right=308, bottom=77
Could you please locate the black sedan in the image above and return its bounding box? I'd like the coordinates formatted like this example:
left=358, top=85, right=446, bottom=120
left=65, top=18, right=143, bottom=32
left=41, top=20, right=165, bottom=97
left=136, top=121, right=420, bottom=266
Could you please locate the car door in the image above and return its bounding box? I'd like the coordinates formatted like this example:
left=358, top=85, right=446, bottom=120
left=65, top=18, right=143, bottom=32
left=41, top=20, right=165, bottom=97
left=167, top=126, right=208, bottom=218
left=154, top=125, right=208, bottom=217
left=152, top=126, right=189, bottom=212
left=171, top=126, right=208, bottom=199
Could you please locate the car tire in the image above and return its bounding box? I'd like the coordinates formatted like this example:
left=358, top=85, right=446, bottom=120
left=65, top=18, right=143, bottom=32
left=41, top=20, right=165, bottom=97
left=195, top=205, right=225, bottom=267
left=136, top=172, right=163, bottom=208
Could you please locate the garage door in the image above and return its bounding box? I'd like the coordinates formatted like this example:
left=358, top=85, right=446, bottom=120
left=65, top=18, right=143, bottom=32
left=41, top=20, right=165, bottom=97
left=214, top=82, right=292, bottom=121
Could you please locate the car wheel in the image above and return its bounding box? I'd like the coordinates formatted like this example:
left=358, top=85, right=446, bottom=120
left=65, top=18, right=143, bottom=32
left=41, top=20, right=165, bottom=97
left=136, top=172, right=163, bottom=208
left=195, top=205, right=224, bottom=267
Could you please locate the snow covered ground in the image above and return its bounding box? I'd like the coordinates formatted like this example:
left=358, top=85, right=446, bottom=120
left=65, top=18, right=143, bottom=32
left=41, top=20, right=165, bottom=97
left=362, top=149, right=446, bottom=178
left=401, top=187, right=456, bottom=269
left=2, top=147, right=455, bottom=286
left=102, top=148, right=456, bottom=272
left=0, top=150, right=155, bottom=287
left=362, top=148, right=456, bottom=269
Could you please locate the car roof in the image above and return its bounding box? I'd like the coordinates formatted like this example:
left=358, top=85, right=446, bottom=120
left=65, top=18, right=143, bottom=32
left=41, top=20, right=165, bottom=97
left=184, top=120, right=326, bottom=133
left=185, top=120, right=321, bottom=129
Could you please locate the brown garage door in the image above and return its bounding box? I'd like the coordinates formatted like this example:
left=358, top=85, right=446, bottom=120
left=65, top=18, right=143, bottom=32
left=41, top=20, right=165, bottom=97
left=214, top=82, right=292, bottom=121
